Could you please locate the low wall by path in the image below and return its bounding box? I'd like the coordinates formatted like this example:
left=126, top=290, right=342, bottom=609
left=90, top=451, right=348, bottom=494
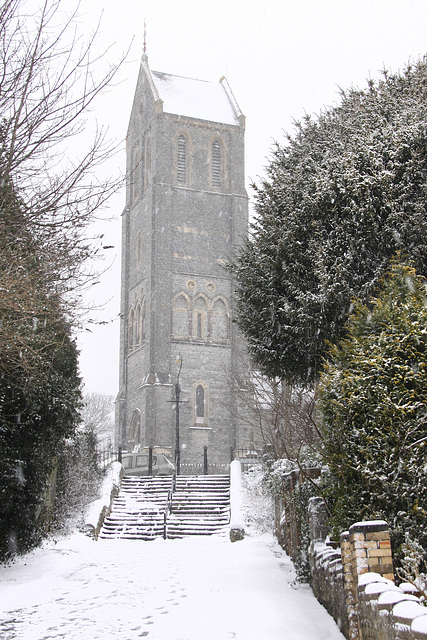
left=229, top=459, right=245, bottom=542
left=84, top=462, right=124, bottom=539
left=309, top=539, right=349, bottom=638
left=307, top=498, right=427, bottom=640
left=358, top=573, right=427, bottom=640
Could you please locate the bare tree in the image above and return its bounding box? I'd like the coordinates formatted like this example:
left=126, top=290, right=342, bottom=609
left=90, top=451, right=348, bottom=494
left=0, top=0, right=128, bottom=314
left=81, top=391, right=115, bottom=450
left=0, top=0, right=128, bottom=391
left=229, top=351, right=318, bottom=464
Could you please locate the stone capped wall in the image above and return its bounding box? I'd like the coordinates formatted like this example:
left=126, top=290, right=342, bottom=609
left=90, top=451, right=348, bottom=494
left=307, top=506, right=427, bottom=640
left=358, top=573, right=427, bottom=640
left=309, top=540, right=349, bottom=638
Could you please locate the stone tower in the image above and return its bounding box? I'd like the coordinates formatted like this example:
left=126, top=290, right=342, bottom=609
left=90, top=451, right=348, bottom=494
left=116, top=55, right=249, bottom=473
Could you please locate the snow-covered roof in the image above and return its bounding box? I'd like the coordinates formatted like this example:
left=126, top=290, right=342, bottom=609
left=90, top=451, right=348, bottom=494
left=150, top=70, right=241, bottom=126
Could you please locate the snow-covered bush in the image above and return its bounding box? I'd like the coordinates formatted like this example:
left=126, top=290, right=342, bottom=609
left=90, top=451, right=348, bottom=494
left=319, top=262, right=427, bottom=569
left=0, top=312, right=82, bottom=561
left=263, top=458, right=296, bottom=497
left=54, top=429, right=103, bottom=533
left=290, top=479, right=319, bottom=582
left=263, top=449, right=323, bottom=498
left=397, top=535, right=427, bottom=601
left=240, top=468, right=274, bottom=537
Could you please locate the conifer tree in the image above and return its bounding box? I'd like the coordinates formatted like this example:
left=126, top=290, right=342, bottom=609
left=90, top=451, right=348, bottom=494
left=319, top=262, right=427, bottom=562
left=232, top=58, right=427, bottom=383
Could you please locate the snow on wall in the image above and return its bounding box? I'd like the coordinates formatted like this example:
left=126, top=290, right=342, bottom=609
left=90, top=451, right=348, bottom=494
left=84, top=462, right=124, bottom=538
left=358, top=573, right=427, bottom=639
left=309, top=540, right=349, bottom=639
left=229, top=459, right=244, bottom=534
left=309, top=542, right=427, bottom=640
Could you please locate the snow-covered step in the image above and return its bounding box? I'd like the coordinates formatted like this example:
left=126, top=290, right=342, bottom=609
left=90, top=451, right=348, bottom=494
left=100, top=474, right=230, bottom=540
left=166, top=475, right=230, bottom=538
left=99, top=476, right=172, bottom=540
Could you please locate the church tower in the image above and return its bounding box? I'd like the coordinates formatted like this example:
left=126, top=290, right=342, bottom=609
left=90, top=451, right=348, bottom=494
left=116, top=55, right=249, bottom=473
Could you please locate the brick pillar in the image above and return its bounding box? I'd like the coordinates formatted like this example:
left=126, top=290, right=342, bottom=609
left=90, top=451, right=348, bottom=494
left=341, top=531, right=360, bottom=640
left=340, top=520, right=394, bottom=640
left=349, top=520, right=394, bottom=582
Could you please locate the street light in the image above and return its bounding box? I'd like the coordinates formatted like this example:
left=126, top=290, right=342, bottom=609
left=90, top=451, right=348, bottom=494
left=175, top=353, right=182, bottom=475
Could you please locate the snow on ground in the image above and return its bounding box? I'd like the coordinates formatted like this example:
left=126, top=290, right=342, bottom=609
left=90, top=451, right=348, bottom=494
left=0, top=470, right=345, bottom=640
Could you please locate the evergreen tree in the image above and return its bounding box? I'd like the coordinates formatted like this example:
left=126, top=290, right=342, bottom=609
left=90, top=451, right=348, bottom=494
left=232, top=58, right=427, bottom=383
left=0, top=311, right=81, bottom=558
left=319, top=262, right=427, bottom=564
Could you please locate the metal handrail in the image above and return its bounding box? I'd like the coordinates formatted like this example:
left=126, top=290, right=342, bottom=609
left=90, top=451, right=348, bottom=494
left=163, top=488, right=173, bottom=539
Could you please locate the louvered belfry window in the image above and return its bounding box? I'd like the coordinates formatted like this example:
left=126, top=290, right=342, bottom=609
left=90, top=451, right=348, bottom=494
left=177, top=135, right=186, bottom=185
left=212, top=140, right=221, bottom=189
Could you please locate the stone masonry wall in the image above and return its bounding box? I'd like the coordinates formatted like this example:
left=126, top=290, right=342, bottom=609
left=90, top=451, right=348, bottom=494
left=309, top=540, right=349, bottom=638
left=308, top=497, right=349, bottom=638
left=307, top=505, right=427, bottom=640
left=358, top=573, right=427, bottom=640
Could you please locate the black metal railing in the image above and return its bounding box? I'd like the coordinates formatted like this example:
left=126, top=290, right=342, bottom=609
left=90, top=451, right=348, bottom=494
left=233, top=448, right=264, bottom=472
left=97, top=446, right=264, bottom=475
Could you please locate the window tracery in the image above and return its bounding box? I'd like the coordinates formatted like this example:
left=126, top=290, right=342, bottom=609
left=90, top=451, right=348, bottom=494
left=173, top=293, right=190, bottom=338
left=192, top=295, right=207, bottom=340
left=211, top=297, right=229, bottom=341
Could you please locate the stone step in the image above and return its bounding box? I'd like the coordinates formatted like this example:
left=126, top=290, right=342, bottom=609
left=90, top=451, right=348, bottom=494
left=100, top=474, right=231, bottom=541
left=171, top=500, right=229, bottom=508
left=167, top=523, right=229, bottom=538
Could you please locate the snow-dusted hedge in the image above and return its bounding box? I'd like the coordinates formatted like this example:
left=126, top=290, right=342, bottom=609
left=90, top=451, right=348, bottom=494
left=319, top=263, right=427, bottom=569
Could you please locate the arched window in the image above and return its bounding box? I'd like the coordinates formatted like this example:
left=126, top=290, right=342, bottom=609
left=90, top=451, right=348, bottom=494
left=196, top=384, right=205, bottom=424
left=177, top=135, right=187, bottom=185
left=173, top=293, right=190, bottom=338
left=140, top=136, right=146, bottom=194
left=193, top=296, right=207, bottom=340
left=145, top=137, right=151, bottom=187
left=140, top=299, right=146, bottom=343
left=129, top=142, right=140, bottom=205
left=211, top=297, right=229, bottom=341
left=137, top=231, right=143, bottom=265
left=212, top=140, right=221, bottom=189
left=129, top=146, right=134, bottom=204
left=135, top=303, right=141, bottom=346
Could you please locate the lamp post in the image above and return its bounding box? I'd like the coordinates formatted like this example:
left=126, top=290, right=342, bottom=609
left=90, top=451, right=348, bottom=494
left=175, top=353, right=182, bottom=475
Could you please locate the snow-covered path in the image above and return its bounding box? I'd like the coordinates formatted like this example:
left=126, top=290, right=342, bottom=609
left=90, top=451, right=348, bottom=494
left=0, top=531, right=344, bottom=640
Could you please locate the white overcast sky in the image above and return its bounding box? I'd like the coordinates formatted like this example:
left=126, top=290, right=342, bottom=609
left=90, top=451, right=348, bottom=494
left=73, top=0, right=427, bottom=397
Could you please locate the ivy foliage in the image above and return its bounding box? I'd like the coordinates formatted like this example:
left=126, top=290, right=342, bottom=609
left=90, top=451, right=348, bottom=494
left=319, top=262, right=427, bottom=563
left=0, top=311, right=82, bottom=560
left=232, top=58, right=427, bottom=384
left=0, top=178, right=82, bottom=560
